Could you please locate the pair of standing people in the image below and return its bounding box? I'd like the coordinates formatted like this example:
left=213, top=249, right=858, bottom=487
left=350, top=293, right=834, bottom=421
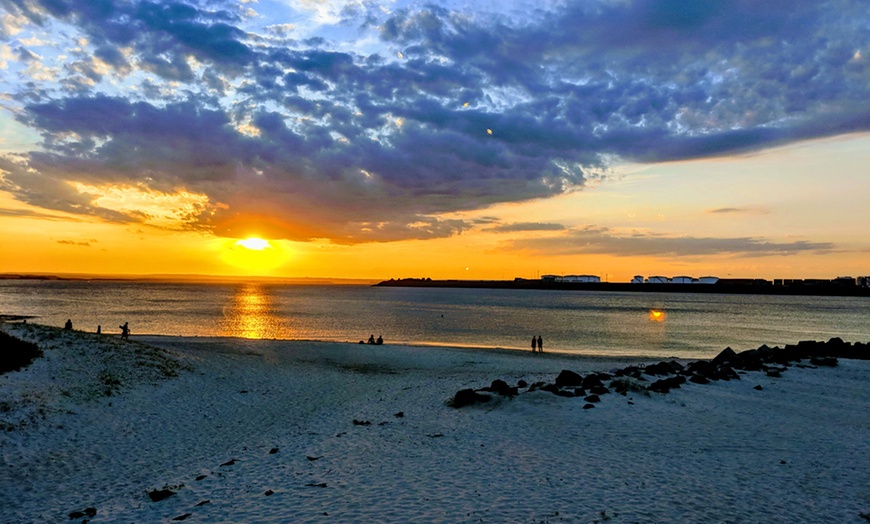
left=531, top=335, right=543, bottom=353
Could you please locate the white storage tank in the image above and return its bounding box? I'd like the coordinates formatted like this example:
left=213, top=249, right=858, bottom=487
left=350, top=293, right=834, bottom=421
left=670, top=276, right=693, bottom=284
left=699, top=276, right=719, bottom=285
left=631, top=275, right=644, bottom=284
left=648, top=276, right=668, bottom=284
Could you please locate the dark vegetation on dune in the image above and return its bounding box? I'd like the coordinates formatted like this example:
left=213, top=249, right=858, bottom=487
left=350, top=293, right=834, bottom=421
left=0, top=332, right=43, bottom=374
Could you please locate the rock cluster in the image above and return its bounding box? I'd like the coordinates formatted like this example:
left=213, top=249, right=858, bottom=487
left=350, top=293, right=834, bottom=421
left=448, top=337, right=868, bottom=408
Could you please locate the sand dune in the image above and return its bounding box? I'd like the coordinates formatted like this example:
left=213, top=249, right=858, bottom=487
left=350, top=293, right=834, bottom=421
left=1, top=324, right=868, bottom=523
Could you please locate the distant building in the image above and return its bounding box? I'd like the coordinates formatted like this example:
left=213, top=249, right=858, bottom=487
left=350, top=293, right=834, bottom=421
left=631, top=275, right=644, bottom=284
left=647, top=276, right=668, bottom=284
left=833, top=276, right=856, bottom=286
left=858, top=276, right=870, bottom=288
left=563, top=275, right=601, bottom=283
left=698, top=276, right=719, bottom=285
left=541, top=275, right=559, bottom=283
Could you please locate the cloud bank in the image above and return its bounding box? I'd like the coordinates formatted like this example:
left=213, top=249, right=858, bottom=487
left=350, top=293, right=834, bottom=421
left=0, top=0, right=867, bottom=243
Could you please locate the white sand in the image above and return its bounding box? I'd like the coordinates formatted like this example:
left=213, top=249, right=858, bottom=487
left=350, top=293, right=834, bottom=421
left=1, top=323, right=868, bottom=523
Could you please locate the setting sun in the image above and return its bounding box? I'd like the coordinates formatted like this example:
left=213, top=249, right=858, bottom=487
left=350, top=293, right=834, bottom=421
left=237, top=238, right=271, bottom=250
left=221, top=237, right=292, bottom=273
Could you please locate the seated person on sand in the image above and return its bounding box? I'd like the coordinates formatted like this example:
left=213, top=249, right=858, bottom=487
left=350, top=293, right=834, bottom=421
left=376, top=335, right=383, bottom=345
left=64, top=319, right=73, bottom=330
left=368, top=334, right=376, bottom=344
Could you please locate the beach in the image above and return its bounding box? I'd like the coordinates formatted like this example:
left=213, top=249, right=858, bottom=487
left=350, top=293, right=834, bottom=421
left=1, top=323, right=868, bottom=523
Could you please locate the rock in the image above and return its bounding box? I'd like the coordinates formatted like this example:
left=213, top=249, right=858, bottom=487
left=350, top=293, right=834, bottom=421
left=69, top=508, right=97, bottom=520
left=195, top=500, right=210, bottom=507
left=614, top=366, right=643, bottom=378
left=644, top=361, right=675, bottom=376
left=393, top=411, right=404, bottom=418
left=449, top=388, right=491, bottom=408
left=220, top=459, right=236, bottom=467
left=306, top=482, right=328, bottom=488
left=810, top=356, right=838, bottom=367
left=491, top=379, right=519, bottom=396
left=648, top=375, right=686, bottom=393
left=195, top=475, right=207, bottom=481
left=148, top=489, right=176, bottom=502
left=583, top=403, right=595, bottom=409
left=352, top=419, right=371, bottom=426
left=555, top=370, right=583, bottom=387
left=689, top=375, right=710, bottom=385
left=753, top=385, right=763, bottom=391
left=306, top=455, right=323, bottom=461
left=589, top=385, right=610, bottom=395
left=540, top=383, right=560, bottom=395
left=573, top=388, right=587, bottom=397
left=714, top=366, right=740, bottom=381
left=581, top=374, right=604, bottom=389
left=766, top=370, right=782, bottom=378
left=583, top=394, right=600, bottom=403
left=712, top=347, right=737, bottom=366
left=269, top=448, right=279, bottom=454
left=264, top=490, right=274, bottom=496
left=517, top=379, right=528, bottom=388
left=172, top=514, right=192, bottom=521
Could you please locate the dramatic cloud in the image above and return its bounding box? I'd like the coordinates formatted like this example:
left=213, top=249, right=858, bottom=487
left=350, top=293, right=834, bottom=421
left=489, top=222, right=567, bottom=233
left=506, top=226, right=834, bottom=258
left=707, top=207, right=769, bottom=215
left=0, top=0, right=867, bottom=243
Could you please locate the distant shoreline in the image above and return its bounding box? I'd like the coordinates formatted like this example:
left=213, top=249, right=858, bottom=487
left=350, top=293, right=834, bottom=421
left=375, top=278, right=870, bottom=297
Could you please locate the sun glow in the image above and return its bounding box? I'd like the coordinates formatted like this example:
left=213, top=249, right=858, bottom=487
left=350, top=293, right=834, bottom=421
left=649, top=309, right=667, bottom=322
left=221, top=237, right=292, bottom=273
left=237, top=237, right=271, bottom=250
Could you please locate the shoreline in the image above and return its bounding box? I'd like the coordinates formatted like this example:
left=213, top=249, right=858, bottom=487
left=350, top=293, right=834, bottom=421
left=1, top=324, right=868, bottom=523
left=375, top=278, right=870, bottom=297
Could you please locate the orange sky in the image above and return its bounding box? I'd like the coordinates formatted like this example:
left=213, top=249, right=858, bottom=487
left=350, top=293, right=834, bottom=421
left=2, top=134, right=868, bottom=282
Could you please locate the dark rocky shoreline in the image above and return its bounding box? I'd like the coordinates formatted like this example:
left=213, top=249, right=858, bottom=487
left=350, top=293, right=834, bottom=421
left=449, top=337, right=869, bottom=408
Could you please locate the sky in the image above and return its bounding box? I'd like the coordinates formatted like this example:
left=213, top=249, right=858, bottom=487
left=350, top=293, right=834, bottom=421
left=0, top=0, right=868, bottom=281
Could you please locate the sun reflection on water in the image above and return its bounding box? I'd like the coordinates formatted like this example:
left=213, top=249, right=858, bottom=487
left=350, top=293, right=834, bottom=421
left=220, top=283, right=288, bottom=339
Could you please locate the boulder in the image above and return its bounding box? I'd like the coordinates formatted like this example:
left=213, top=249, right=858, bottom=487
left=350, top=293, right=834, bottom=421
left=809, top=356, right=838, bottom=367
left=581, top=373, right=607, bottom=389
left=487, top=379, right=517, bottom=396
left=450, top=389, right=491, bottom=408
left=583, top=403, right=595, bottom=409
left=712, top=347, right=737, bottom=366
left=583, top=394, right=600, bottom=403
left=648, top=375, right=686, bottom=393
left=688, top=375, right=710, bottom=385
left=148, top=489, right=176, bottom=503
left=555, top=369, right=583, bottom=387
left=643, top=361, right=675, bottom=376
left=589, top=385, right=610, bottom=395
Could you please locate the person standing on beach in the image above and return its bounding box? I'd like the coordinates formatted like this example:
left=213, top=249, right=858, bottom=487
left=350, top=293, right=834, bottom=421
left=531, top=336, right=537, bottom=353
left=120, top=322, right=130, bottom=340
left=537, top=335, right=543, bottom=353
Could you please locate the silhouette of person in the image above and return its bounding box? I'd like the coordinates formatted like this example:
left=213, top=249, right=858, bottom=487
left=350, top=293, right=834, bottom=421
left=97, top=325, right=101, bottom=335
left=120, top=322, right=130, bottom=340
left=531, top=336, right=537, bottom=353
left=368, top=334, right=375, bottom=344
left=64, top=319, right=73, bottom=330
left=376, top=335, right=383, bottom=345
left=537, top=335, right=543, bottom=353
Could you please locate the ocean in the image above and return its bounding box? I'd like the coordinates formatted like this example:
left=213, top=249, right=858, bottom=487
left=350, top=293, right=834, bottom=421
left=1, top=279, right=868, bottom=358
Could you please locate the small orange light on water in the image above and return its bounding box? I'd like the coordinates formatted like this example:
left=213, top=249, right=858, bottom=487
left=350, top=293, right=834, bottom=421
left=649, top=309, right=667, bottom=322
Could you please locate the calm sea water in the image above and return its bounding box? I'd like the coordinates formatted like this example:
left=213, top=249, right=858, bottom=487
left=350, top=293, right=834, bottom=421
left=1, top=280, right=868, bottom=358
